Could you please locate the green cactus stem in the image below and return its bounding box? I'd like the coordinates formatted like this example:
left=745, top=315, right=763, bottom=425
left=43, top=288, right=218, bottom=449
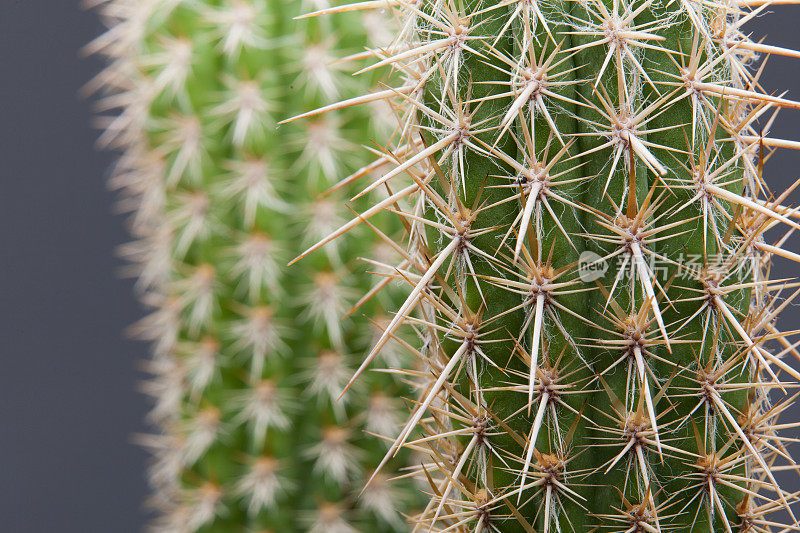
left=89, top=0, right=417, bottom=530
left=291, top=0, right=800, bottom=530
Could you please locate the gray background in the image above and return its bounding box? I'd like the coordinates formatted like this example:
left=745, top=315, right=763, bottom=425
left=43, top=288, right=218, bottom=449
left=0, top=1, right=796, bottom=532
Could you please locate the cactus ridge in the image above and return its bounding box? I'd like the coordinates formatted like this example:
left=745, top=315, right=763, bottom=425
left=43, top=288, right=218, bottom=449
left=289, top=0, right=800, bottom=530
left=88, top=0, right=419, bottom=530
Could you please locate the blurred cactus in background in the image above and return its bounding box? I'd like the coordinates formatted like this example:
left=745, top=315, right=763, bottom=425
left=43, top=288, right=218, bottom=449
left=287, top=0, right=800, bottom=530
left=87, top=0, right=417, bottom=530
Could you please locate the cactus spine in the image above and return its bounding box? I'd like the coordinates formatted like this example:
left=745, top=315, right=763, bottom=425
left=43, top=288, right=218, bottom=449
left=89, top=0, right=415, bottom=530
left=292, top=0, right=800, bottom=530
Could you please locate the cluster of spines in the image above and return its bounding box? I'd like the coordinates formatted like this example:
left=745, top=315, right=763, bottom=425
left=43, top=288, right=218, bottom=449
left=290, top=0, right=800, bottom=530
left=88, top=0, right=416, bottom=530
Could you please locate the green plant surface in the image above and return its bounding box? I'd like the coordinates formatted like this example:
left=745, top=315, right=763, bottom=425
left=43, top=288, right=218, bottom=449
left=291, top=0, right=800, bottom=530
left=89, top=0, right=418, bottom=530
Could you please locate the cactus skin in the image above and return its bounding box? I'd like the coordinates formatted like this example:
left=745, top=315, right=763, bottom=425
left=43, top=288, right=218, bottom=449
left=89, top=0, right=416, bottom=530
left=292, top=0, right=800, bottom=530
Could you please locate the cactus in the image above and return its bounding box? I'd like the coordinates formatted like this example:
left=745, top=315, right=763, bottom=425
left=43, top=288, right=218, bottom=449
left=290, top=0, right=800, bottom=530
left=88, top=0, right=417, bottom=530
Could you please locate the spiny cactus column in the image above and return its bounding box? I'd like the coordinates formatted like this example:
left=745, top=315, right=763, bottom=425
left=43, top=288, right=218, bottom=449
left=89, top=0, right=415, bottom=530
left=293, top=0, right=800, bottom=530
